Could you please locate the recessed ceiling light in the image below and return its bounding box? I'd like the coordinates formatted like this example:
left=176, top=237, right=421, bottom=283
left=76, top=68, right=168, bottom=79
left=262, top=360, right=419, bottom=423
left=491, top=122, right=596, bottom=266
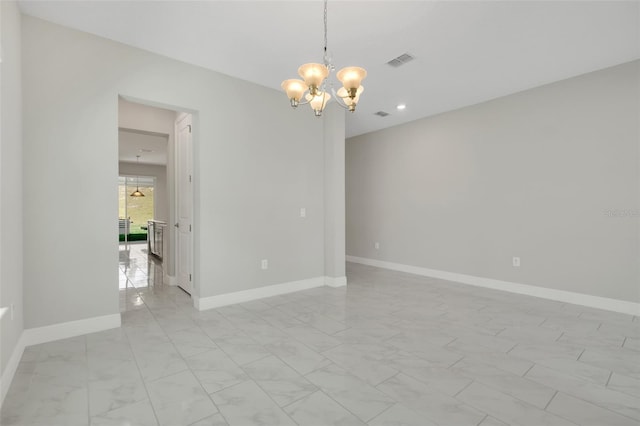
left=397, top=104, right=406, bottom=110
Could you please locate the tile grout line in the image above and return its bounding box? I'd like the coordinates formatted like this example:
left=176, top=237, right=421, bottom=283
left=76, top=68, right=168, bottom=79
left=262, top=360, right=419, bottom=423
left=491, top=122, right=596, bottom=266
left=521, top=363, right=536, bottom=378
left=159, top=296, right=228, bottom=421
left=125, top=244, right=207, bottom=425
left=317, top=385, right=382, bottom=424
left=364, top=401, right=397, bottom=425
left=476, top=414, right=489, bottom=426
left=452, top=378, right=475, bottom=398
left=447, top=355, right=465, bottom=370
left=248, top=377, right=305, bottom=424
left=121, top=308, right=163, bottom=426
left=195, top=288, right=346, bottom=423
left=605, top=370, right=613, bottom=387
left=543, top=390, right=558, bottom=411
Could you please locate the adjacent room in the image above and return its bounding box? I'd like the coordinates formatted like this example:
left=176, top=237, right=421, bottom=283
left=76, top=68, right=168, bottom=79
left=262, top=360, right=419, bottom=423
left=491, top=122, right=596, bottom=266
left=1, top=1, right=638, bottom=425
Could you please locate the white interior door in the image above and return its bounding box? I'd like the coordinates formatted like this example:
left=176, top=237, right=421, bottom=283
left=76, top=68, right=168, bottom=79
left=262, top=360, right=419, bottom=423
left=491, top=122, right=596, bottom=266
left=176, top=115, right=193, bottom=294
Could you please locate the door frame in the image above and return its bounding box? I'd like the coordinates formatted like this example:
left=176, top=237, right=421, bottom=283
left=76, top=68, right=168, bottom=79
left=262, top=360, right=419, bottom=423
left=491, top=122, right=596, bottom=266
left=117, top=95, right=197, bottom=299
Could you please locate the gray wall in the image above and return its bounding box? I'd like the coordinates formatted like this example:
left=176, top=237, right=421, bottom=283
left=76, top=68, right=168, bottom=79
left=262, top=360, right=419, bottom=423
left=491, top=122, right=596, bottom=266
left=0, top=1, right=24, bottom=378
left=324, top=105, right=347, bottom=279
left=347, top=61, right=640, bottom=303
left=22, top=15, right=331, bottom=329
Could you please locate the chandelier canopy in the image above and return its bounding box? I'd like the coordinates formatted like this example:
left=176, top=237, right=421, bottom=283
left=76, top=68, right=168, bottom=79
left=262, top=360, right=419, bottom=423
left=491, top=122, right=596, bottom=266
left=281, top=0, right=367, bottom=116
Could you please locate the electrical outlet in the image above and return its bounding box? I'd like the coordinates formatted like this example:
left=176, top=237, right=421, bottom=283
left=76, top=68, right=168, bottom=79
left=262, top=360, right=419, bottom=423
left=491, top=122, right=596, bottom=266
left=512, top=257, right=520, bottom=267
left=261, top=259, right=268, bottom=270
left=374, top=242, right=380, bottom=249
left=300, top=208, right=306, bottom=218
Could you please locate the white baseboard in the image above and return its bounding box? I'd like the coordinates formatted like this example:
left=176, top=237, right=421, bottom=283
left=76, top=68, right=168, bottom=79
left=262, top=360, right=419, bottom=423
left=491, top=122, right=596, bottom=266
left=346, top=255, right=640, bottom=316
left=0, top=333, right=25, bottom=407
left=325, top=276, right=347, bottom=288
left=164, top=273, right=177, bottom=286
left=195, top=276, right=332, bottom=311
left=1, top=313, right=120, bottom=409
left=22, top=314, right=121, bottom=347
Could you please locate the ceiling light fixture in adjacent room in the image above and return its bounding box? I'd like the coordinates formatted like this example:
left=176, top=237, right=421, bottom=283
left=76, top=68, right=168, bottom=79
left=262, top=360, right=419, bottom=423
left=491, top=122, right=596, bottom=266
left=130, top=155, right=145, bottom=197
left=281, top=0, right=367, bottom=116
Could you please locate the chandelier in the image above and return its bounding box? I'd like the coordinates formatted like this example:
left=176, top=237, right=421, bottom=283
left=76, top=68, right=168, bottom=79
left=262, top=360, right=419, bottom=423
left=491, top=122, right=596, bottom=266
left=281, top=0, right=367, bottom=116
left=130, top=155, right=145, bottom=197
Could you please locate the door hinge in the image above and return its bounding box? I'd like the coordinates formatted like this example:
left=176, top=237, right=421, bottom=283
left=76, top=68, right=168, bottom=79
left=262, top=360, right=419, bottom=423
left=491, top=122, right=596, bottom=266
left=187, top=124, right=192, bottom=133
left=189, top=224, right=192, bottom=232
left=189, top=175, right=192, bottom=183
left=189, top=273, right=192, bottom=281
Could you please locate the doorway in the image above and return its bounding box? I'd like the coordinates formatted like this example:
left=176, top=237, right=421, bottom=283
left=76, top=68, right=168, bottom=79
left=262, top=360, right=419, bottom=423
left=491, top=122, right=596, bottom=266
left=117, top=97, right=194, bottom=303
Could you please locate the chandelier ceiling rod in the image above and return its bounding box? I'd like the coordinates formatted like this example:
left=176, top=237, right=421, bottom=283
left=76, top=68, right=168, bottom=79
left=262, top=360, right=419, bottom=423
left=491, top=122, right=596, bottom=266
left=323, top=0, right=329, bottom=66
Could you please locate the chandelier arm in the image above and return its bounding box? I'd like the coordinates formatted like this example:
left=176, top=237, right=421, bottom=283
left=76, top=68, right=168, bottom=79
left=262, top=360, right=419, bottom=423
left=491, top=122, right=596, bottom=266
left=329, top=87, right=350, bottom=110
left=334, top=100, right=350, bottom=110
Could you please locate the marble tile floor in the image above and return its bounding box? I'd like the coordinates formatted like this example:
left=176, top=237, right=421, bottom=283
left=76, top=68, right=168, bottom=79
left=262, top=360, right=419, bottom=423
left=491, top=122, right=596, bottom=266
left=2, top=242, right=639, bottom=425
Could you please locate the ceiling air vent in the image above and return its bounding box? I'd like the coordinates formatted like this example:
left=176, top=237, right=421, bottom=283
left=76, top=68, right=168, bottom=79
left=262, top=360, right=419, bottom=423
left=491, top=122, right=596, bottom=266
left=374, top=111, right=390, bottom=117
left=386, top=53, right=415, bottom=68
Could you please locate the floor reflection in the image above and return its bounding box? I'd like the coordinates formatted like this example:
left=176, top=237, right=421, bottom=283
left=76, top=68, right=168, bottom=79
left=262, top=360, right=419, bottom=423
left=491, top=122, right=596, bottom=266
left=118, top=241, right=166, bottom=310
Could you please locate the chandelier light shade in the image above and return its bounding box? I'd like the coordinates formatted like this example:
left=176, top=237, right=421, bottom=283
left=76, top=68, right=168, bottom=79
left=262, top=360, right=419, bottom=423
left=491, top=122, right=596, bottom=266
left=337, top=86, right=363, bottom=112
left=337, top=67, right=367, bottom=89
left=281, top=79, right=308, bottom=107
left=281, top=0, right=367, bottom=116
left=306, top=92, right=332, bottom=116
left=298, top=63, right=329, bottom=95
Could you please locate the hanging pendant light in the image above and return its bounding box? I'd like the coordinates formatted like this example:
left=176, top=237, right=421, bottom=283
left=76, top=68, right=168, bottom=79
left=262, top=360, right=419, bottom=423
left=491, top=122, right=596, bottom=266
left=281, top=0, right=367, bottom=116
left=130, top=155, right=145, bottom=197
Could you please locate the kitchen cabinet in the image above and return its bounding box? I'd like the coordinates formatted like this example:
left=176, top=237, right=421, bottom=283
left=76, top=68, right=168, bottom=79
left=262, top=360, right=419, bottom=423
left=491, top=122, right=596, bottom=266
left=147, top=220, right=166, bottom=260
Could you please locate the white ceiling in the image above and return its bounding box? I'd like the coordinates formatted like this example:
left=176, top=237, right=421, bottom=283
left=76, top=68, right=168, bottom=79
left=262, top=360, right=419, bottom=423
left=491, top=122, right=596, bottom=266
left=19, top=1, right=640, bottom=138
left=119, top=129, right=168, bottom=165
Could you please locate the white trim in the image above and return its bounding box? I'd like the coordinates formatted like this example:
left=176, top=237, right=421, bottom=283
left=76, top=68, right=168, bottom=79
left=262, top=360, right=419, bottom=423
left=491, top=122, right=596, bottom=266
left=325, top=276, right=347, bottom=288
left=191, top=296, right=201, bottom=310
left=195, top=277, right=326, bottom=311
left=22, top=314, right=121, bottom=347
left=0, top=334, right=25, bottom=407
left=164, top=273, right=177, bottom=286
left=1, top=313, right=120, bottom=409
left=346, top=256, right=640, bottom=316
